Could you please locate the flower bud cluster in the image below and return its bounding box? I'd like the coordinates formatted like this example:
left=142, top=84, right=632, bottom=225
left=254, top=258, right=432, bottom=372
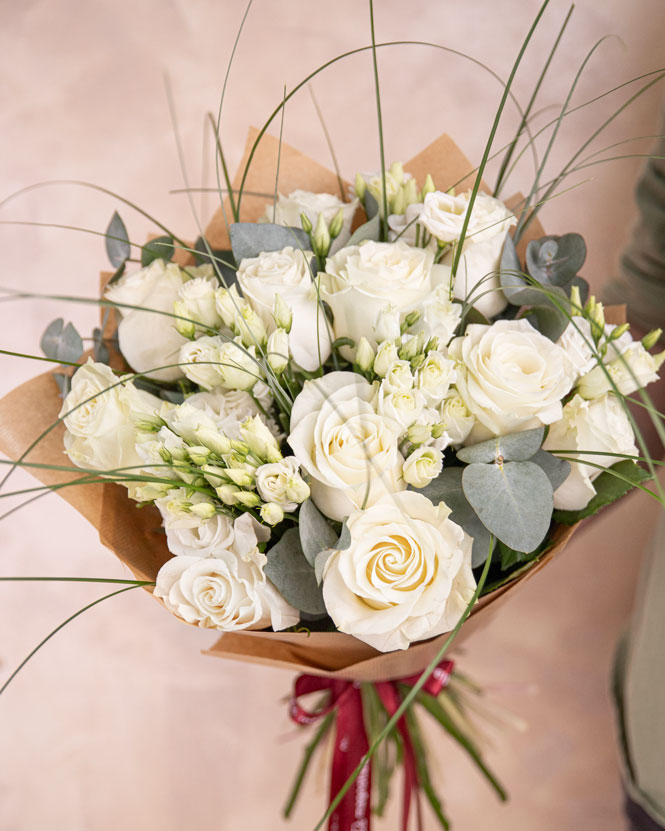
left=135, top=403, right=309, bottom=527
left=354, top=162, right=434, bottom=219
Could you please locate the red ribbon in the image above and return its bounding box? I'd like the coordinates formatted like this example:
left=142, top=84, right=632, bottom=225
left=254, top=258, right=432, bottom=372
left=289, top=660, right=454, bottom=831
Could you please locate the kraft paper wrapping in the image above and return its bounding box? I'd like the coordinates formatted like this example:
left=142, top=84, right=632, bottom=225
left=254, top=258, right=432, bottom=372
left=0, top=130, right=598, bottom=682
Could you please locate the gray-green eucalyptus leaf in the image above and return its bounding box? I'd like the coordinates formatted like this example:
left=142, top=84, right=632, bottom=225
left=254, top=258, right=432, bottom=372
left=299, top=499, right=338, bottom=567
left=526, top=233, right=586, bottom=287
left=462, top=460, right=553, bottom=552
left=456, top=427, right=545, bottom=465
left=418, top=466, right=491, bottom=567
left=346, top=213, right=381, bottom=246
left=105, top=211, right=130, bottom=268
left=264, top=527, right=326, bottom=615
left=141, top=235, right=174, bottom=267
left=229, top=223, right=310, bottom=264
left=40, top=319, right=84, bottom=363
left=530, top=449, right=571, bottom=491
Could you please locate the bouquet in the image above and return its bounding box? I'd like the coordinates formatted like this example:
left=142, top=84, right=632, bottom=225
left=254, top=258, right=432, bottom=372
left=1, top=2, right=663, bottom=828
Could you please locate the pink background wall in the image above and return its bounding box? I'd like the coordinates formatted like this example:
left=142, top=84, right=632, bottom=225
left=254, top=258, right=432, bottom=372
left=1, top=1, right=664, bottom=828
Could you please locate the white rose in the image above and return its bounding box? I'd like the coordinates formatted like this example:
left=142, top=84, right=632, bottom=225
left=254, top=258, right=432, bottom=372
left=382, top=359, right=414, bottom=393
left=154, top=551, right=298, bottom=632
left=255, top=457, right=310, bottom=511
left=105, top=260, right=188, bottom=382
left=418, top=190, right=515, bottom=245
left=543, top=393, right=638, bottom=510
left=416, top=351, right=456, bottom=405
left=322, top=491, right=475, bottom=652
left=320, top=240, right=448, bottom=360
left=440, top=391, right=475, bottom=445
left=288, top=371, right=405, bottom=522
left=450, top=319, right=576, bottom=438
left=174, top=270, right=222, bottom=336
left=237, top=246, right=331, bottom=372
left=179, top=336, right=225, bottom=390
left=263, top=190, right=359, bottom=253
left=402, top=446, right=443, bottom=488
left=418, top=191, right=516, bottom=319
left=61, top=359, right=161, bottom=472
left=556, top=317, right=597, bottom=380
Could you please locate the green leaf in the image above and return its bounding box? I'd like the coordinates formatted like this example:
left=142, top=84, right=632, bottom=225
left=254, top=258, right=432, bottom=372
left=497, top=540, right=534, bottom=570
left=107, top=260, right=126, bottom=286
left=462, top=460, right=553, bottom=552
left=299, top=499, right=338, bottom=566
left=193, top=238, right=238, bottom=285
left=418, top=466, right=491, bottom=567
left=141, top=235, right=174, bottom=267
left=40, top=319, right=84, bottom=363
left=531, top=449, right=570, bottom=491
left=500, top=233, right=545, bottom=306
left=52, top=372, right=72, bottom=400
left=229, top=223, right=310, bottom=264
left=364, top=190, right=379, bottom=220
left=346, top=213, right=381, bottom=246
left=92, top=327, right=109, bottom=364
left=462, top=306, right=491, bottom=327
left=456, top=427, right=544, bottom=465
left=105, top=211, right=130, bottom=268
left=526, top=233, right=586, bottom=287
left=264, top=528, right=326, bottom=615
left=524, top=287, right=570, bottom=341
left=553, top=460, right=652, bottom=525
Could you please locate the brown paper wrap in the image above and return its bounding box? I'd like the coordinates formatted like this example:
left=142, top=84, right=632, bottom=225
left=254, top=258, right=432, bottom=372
left=0, top=131, right=593, bottom=681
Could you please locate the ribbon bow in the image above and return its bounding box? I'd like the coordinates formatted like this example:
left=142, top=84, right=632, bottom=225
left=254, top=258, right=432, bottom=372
left=289, top=660, right=454, bottom=831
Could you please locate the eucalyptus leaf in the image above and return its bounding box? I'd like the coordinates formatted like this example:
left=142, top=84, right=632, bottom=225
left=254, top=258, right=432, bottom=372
left=553, top=460, right=651, bottom=525
left=52, top=372, right=72, bottom=400
left=314, top=548, right=334, bottom=585
left=346, top=213, right=381, bottom=246
left=40, top=319, right=84, bottom=363
left=92, top=327, right=109, bottom=364
left=456, top=427, right=544, bottom=465
left=526, top=233, right=586, bottom=287
left=229, top=223, right=309, bottom=264
left=107, top=261, right=126, bottom=286
left=525, top=294, right=569, bottom=341
left=364, top=190, right=379, bottom=220
left=141, top=235, right=174, bottom=267
left=462, top=306, right=491, bottom=327
left=418, top=466, right=491, bottom=567
left=160, top=389, right=185, bottom=405
left=500, top=233, right=546, bottom=306
left=194, top=237, right=238, bottom=285
left=264, top=528, right=326, bottom=615
left=531, top=449, right=571, bottom=491
left=299, top=499, right=338, bottom=566
left=105, top=211, right=130, bottom=268
left=462, top=460, right=553, bottom=552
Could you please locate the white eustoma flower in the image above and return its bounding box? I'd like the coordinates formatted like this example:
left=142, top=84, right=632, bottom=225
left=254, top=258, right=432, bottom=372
left=156, top=489, right=235, bottom=558
left=105, top=260, right=190, bottom=382
left=402, top=446, right=443, bottom=488
left=416, top=351, right=456, bottom=405
left=543, top=393, right=638, bottom=510
left=255, top=457, right=310, bottom=511
left=556, top=317, right=597, bottom=381
left=440, top=391, right=475, bottom=445
left=174, top=269, right=222, bottom=336
left=179, top=336, right=225, bottom=390
left=322, top=492, right=475, bottom=652
left=288, top=371, right=405, bottom=522
left=236, top=246, right=331, bottom=372
left=185, top=389, right=264, bottom=441
left=154, top=551, right=297, bottom=632
left=262, top=189, right=358, bottom=253
left=578, top=341, right=663, bottom=399
left=449, top=319, right=576, bottom=439
left=319, top=240, right=449, bottom=359
left=61, top=359, right=161, bottom=472
left=414, top=286, right=463, bottom=346
left=375, top=386, right=426, bottom=433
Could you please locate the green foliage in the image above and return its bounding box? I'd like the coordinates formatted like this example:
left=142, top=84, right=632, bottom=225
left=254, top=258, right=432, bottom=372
left=52, top=372, right=72, bottom=400
left=462, top=460, right=553, bottom=553
left=40, top=318, right=83, bottom=364
left=530, top=449, right=571, bottom=490
left=141, top=235, right=174, bottom=267
left=346, top=213, right=381, bottom=246
left=264, top=527, right=326, bottom=615
left=299, top=499, right=338, bottom=566
left=104, top=211, right=130, bottom=268
left=91, top=327, right=110, bottom=364
left=418, top=466, right=491, bottom=567
left=526, top=233, right=586, bottom=286
left=193, top=237, right=237, bottom=285
left=229, top=222, right=309, bottom=264
left=456, top=427, right=545, bottom=465
left=553, top=460, right=652, bottom=524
